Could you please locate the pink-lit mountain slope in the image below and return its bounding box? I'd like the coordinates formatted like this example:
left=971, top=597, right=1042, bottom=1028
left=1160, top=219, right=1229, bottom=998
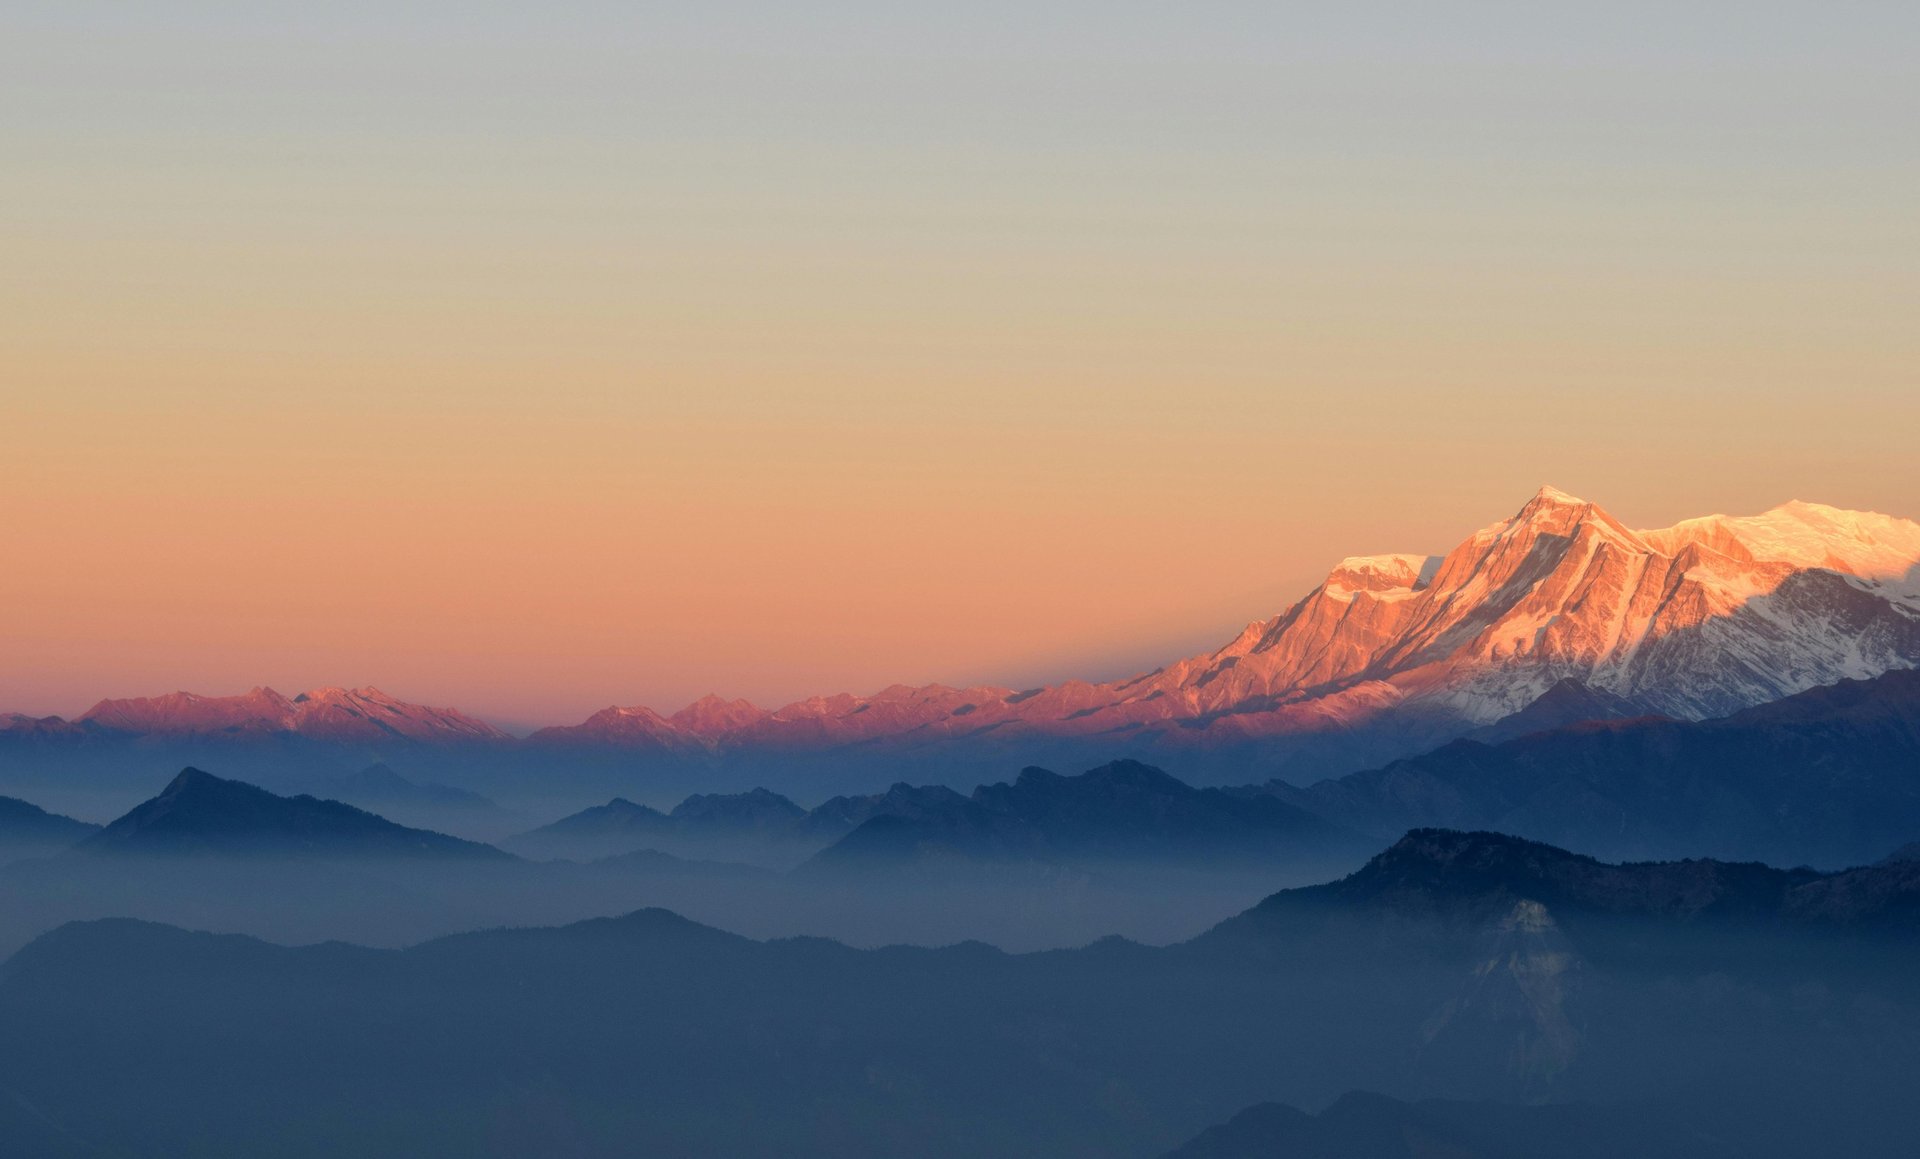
left=9, top=489, right=1918, bottom=775
left=75, top=686, right=508, bottom=745
left=535, top=487, right=1920, bottom=758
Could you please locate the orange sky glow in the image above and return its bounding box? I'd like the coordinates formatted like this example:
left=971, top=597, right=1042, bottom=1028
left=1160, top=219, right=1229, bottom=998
left=3, top=4, right=1915, bottom=728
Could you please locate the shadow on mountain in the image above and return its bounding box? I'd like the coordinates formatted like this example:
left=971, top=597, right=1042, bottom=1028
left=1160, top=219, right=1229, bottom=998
left=1268, top=669, right=1920, bottom=867
left=505, top=786, right=819, bottom=867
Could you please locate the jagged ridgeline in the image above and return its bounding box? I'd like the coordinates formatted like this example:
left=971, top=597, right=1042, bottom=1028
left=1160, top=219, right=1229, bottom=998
left=3, top=830, right=1918, bottom=1158
left=5, top=489, right=1917, bottom=795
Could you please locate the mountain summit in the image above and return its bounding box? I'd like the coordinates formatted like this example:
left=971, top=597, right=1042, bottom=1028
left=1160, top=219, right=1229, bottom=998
left=10, top=490, right=1918, bottom=779
left=541, top=488, right=1920, bottom=769
left=77, top=768, right=511, bottom=859
left=77, top=686, right=507, bottom=744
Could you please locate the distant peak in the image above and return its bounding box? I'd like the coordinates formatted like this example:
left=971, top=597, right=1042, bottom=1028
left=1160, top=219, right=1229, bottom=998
left=161, top=766, right=230, bottom=794
left=1528, top=484, right=1587, bottom=507
left=1361, top=828, right=1596, bottom=880
left=1323, top=553, right=1432, bottom=596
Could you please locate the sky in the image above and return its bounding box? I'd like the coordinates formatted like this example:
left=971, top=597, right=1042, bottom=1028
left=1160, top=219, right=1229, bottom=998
left=3, top=2, right=1916, bottom=729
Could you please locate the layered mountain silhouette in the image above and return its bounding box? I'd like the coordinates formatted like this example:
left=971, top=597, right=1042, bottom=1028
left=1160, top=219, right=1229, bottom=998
left=523, top=488, right=1920, bottom=766
left=1204, top=827, right=1920, bottom=938
left=75, top=768, right=511, bottom=860
left=507, top=668, right=1920, bottom=872
left=506, top=788, right=811, bottom=862
left=0, top=795, right=98, bottom=862
left=6, top=489, right=1915, bottom=786
left=507, top=761, right=1364, bottom=871
left=1266, top=668, right=1920, bottom=867
left=5, top=830, right=1919, bottom=1158
left=73, top=684, right=506, bottom=743
left=807, top=759, right=1366, bottom=871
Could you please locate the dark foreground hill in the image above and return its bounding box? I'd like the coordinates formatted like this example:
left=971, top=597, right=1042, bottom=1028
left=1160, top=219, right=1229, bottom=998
left=0, top=768, right=1333, bottom=960
left=75, top=767, right=511, bottom=860
left=505, top=787, right=813, bottom=864
left=1268, top=669, right=1920, bottom=867
left=4, top=829, right=1919, bottom=1158
left=509, top=761, right=1369, bottom=875
left=806, top=759, right=1368, bottom=873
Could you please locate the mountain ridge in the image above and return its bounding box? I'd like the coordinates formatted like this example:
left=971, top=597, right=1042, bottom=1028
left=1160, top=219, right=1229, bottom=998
left=8, top=830, right=1920, bottom=1157
left=1266, top=668, right=1920, bottom=868
left=76, top=767, right=513, bottom=860
left=8, top=490, right=1917, bottom=782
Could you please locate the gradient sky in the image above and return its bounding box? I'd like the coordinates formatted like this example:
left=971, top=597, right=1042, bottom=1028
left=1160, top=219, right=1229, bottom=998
left=4, top=3, right=1916, bottom=729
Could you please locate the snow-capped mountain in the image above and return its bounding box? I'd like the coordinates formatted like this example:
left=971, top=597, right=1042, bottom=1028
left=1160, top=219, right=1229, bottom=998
left=9, top=489, right=1918, bottom=778
left=542, top=486, right=1920, bottom=758
left=74, top=686, right=507, bottom=745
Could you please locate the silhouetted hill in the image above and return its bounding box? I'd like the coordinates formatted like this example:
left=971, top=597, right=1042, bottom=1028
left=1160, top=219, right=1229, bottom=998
left=507, top=789, right=809, bottom=861
left=6, top=831, right=1920, bottom=1157
left=668, top=786, right=805, bottom=830
left=801, top=781, right=974, bottom=838
left=509, top=785, right=967, bottom=867
left=1208, top=828, right=1920, bottom=941
left=809, top=759, right=1367, bottom=872
left=1270, top=670, right=1920, bottom=867
left=1462, top=677, right=1650, bottom=743
left=75, top=768, right=512, bottom=860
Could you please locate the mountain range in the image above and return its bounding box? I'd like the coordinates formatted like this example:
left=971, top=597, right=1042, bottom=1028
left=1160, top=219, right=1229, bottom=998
left=5, top=489, right=1916, bottom=789
left=806, top=760, right=1365, bottom=872
left=75, top=767, right=510, bottom=860
left=72, top=684, right=507, bottom=743
left=5, top=828, right=1918, bottom=1158
left=508, top=760, right=1368, bottom=871
left=1267, top=667, right=1920, bottom=868
left=515, top=667, right=1920, bottom=873
left=36, top=661, right=1904, bottom=880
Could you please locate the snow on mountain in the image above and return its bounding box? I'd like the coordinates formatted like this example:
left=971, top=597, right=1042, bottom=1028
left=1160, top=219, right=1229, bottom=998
left=74, top=686, right=507, bottom=744
left=624, top=486, right=1920, bottom=752
left=669, top=694, right=772, bottom=735
left=12, top=488, right=1919, bottom=761
left=526, top=703, right=708, bottom=752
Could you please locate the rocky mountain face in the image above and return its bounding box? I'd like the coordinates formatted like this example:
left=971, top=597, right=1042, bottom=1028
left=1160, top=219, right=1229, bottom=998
left=491, top=488, right=1920, bottom=772
left=8, top=489, right=1916, bottom=785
